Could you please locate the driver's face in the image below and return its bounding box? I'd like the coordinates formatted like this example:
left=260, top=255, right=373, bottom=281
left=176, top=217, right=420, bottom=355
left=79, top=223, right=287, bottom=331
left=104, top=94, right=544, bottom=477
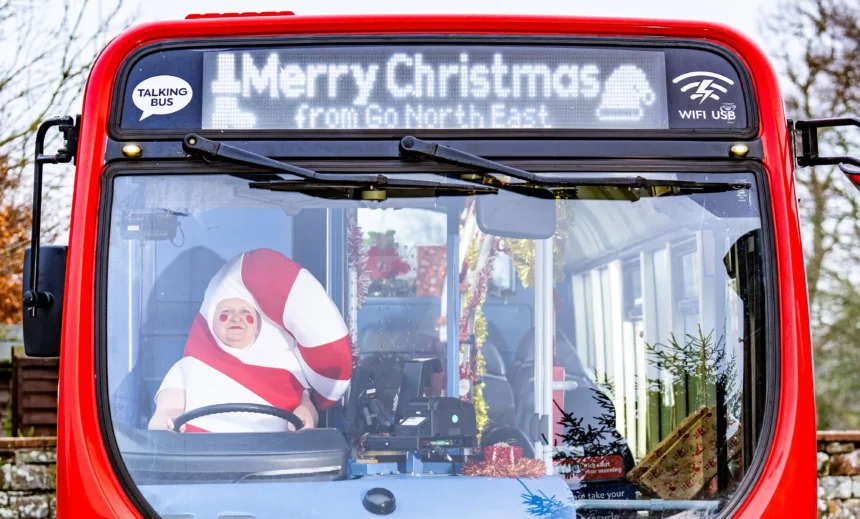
left=213, top=298, right=260, bottom=349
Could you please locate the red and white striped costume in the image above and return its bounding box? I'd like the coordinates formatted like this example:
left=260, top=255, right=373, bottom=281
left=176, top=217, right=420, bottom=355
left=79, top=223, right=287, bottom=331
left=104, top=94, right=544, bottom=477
left=155, top=248, right=352, bottom=433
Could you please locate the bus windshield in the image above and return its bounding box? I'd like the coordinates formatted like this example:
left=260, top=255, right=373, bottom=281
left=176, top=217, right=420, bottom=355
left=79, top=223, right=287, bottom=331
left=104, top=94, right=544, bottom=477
left=102, top=169, right=767, bottom=518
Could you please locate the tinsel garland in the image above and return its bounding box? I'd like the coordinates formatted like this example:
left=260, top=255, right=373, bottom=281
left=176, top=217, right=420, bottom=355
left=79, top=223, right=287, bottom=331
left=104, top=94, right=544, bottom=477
left=461, top=443, right=547, bottom=479
left=505, top=202, right=574, bottom=288
left=458, top=237, right=498, bottom=437
left=346, top=213, right=370, bottom=366
left=347, top=212, right=370, bottom=305
left=462, top=458, right=547, bottom=478
left=505, top=239, right=536, bottom=288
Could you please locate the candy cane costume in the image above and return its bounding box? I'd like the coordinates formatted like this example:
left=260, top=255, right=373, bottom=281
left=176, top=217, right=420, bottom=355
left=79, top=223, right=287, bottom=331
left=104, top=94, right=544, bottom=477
left=155, top=248, right=352, bottom=433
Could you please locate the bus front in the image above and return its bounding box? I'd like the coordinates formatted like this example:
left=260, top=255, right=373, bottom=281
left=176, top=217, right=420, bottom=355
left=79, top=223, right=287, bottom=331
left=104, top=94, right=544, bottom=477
left=40, top=14, right=812, bottom=519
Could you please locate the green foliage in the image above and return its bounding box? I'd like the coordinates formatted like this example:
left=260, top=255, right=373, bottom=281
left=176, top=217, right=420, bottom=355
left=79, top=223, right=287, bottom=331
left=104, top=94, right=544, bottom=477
left=645, top=326, right=741, bottom=419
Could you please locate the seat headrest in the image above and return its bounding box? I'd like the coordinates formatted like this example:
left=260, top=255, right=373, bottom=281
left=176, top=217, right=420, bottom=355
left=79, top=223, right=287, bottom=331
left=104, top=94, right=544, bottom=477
left=482, top=339, right=506, bottom=377
left=513, top=327, right=588, bottom=379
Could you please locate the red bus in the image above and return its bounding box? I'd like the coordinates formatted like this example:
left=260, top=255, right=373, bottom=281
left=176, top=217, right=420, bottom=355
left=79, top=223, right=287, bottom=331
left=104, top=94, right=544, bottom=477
left=19, top=11, right=860, bottom=519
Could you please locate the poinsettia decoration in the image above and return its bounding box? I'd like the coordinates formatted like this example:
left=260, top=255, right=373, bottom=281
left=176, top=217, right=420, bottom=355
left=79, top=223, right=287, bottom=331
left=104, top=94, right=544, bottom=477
left=366, top=231, right=411, bottom=281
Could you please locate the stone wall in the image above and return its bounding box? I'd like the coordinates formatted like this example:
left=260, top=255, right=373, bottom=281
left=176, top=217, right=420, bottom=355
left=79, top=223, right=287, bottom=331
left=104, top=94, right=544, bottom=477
left=0, top=431, right=850, bottom=517
left=0, top=438, right=56, bottom=519
left=819, top=431, right=860, bottom=518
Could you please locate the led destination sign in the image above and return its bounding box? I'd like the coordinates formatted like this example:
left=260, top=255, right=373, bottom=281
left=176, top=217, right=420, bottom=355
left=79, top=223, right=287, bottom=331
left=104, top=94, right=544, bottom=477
left=200, top=46, right=670, bottom=131
left=118, top=43, right=748, bottom=132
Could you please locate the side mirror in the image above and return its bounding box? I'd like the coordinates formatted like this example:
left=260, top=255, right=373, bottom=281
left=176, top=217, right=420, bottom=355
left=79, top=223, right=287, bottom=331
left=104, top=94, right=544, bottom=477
left=476, top=190, right=556, bottom=239
left=21, top=117, right=77, bottom=358
left=22, top=246, right=67, bottom=357
left=795, top=117, right=860, bottom=189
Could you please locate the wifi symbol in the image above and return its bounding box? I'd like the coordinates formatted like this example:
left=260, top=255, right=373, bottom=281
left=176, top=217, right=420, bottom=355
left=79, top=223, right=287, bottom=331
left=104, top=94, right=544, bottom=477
left=672, top=72, right=735, bottom=104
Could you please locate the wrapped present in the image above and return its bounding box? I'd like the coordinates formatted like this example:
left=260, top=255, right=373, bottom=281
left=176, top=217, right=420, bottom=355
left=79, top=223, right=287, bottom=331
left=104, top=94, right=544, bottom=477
left=415, top=245, right=446, bottom=297
left=483, top=442, right=523, bottom=467
left=628, top=406, right=743, bottom=501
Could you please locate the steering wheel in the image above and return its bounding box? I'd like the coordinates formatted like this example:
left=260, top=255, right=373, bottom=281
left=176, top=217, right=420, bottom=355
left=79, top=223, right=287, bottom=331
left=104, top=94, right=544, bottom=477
left=173, top=403, right=304, bottom=432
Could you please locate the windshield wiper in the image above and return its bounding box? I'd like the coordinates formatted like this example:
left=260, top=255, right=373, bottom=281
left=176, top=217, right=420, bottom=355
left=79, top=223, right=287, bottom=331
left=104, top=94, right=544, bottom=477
left=183, top=134, right=388, bottom=183
left=248, top=177, right=498, bottom=200
left=182, top=134, right=748, bottom=200
left=398, top=136, right=752, bottom=194
left=181, top=134, right=497, bottom=200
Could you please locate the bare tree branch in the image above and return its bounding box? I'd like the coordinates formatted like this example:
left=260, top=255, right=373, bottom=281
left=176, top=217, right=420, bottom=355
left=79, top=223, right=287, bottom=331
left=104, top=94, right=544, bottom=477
left=0, top=0, right=137, bottom=323
left=762, top=0, right=860, bottom=429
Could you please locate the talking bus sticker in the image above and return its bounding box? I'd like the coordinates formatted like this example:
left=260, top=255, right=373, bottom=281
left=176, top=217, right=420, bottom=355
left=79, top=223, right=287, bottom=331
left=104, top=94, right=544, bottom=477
left=132, top=75, right=193, bottom=120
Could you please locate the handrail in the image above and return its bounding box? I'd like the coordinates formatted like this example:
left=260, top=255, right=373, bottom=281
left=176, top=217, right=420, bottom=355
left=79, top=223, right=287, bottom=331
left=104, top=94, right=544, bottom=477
left=575, top=499, right=720, bottom=511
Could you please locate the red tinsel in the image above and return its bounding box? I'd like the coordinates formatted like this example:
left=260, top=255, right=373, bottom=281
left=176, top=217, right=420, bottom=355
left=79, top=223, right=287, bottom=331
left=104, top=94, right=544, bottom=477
left=462, top=443, right=547, bottom=479
left=346, top=213, right=370, bottom=367
left=458, top=248, right=498, bottom=337
left=458, top=242, right=499, bottom=390
left=461, top=459, right=547, bottom=479
left=346, top=213, right=369, bottom=307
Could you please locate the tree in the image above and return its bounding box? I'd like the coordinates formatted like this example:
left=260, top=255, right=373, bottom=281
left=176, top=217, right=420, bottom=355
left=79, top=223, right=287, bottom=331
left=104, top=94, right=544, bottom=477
left=0, top=0, right=132, bottom=323
left=760, top=0, right=860, bottom=429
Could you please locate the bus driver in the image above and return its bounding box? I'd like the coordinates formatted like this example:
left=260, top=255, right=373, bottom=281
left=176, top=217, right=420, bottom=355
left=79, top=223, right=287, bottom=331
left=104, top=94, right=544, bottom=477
left=148, top=248, right=353, bottom=433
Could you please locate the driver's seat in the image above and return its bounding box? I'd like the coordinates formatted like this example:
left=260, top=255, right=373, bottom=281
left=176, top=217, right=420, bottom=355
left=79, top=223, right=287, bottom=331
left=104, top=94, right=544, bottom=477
left=140, top=246, right=225, bottom=419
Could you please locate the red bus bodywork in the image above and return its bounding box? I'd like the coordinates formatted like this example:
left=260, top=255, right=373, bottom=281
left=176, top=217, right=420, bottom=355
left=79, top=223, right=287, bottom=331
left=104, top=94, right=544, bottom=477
left=58, top=14, right=815, bottom=518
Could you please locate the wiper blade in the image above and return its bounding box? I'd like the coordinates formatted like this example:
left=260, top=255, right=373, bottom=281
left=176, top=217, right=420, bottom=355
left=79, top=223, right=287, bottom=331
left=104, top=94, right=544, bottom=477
left=249, top=177, right=497, bottom=200
left=536, top=176, right=751, bottom=190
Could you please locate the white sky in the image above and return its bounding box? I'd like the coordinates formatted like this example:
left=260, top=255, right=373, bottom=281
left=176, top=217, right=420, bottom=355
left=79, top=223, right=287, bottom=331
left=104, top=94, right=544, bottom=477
left=132, top=0, right=776, bottom=49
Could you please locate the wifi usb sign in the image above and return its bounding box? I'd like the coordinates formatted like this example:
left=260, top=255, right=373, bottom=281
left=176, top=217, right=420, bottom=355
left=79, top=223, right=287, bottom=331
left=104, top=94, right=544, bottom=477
left=668, top=69, right=745, bottom=128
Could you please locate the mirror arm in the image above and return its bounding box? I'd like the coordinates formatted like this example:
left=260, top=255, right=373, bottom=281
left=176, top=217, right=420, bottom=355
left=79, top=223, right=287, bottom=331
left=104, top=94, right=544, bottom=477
left=182, top=134, right=389, bottom=184
left=24, top=115, right=79, bottom=317
left=794, top=117, right=860, bottom=173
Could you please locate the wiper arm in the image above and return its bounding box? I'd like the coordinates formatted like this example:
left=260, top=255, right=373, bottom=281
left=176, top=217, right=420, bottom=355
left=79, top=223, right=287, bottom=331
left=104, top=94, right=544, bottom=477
left=183, top=134, right=384, bottom=184
left=400, top=136, right=538, bottom=183
left=398, top=136, right=751, bottom=192
left=183, top=134, right=498, bottom=200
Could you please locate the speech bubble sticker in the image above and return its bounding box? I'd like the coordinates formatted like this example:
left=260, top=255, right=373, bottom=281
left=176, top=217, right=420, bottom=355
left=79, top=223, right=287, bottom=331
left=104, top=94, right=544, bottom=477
left=132, top=75, right=193, bottom=120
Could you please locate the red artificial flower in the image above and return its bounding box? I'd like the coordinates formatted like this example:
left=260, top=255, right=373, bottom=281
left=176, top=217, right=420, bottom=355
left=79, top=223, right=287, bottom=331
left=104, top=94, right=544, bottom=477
left=367, top=244, right=410, bottom=281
